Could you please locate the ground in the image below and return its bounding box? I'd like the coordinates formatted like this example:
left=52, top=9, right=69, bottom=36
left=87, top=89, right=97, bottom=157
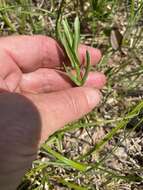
left=0, top=0, right=143, bottom=190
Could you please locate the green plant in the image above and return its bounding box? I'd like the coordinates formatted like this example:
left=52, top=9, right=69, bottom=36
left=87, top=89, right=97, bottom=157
left=2, top=1, right=143, bottom=189
left=57, top=16, right=91, bottom=86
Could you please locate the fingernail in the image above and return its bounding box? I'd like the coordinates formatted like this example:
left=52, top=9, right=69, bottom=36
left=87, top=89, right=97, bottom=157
left=85, top=88, right=102, bottom=108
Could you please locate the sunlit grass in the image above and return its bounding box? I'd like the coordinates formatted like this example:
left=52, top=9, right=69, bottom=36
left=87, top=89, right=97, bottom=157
left=0, top=0, right=143, bottom=189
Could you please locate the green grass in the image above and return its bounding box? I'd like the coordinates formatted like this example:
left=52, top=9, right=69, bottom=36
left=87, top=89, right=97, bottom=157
left=57, top=15, right=91, bottom=86
left=0, top=0, right=143, bottom=189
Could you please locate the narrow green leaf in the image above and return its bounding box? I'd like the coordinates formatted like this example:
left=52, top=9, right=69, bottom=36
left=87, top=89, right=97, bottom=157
left=63, top=28, right=80, bottom=66
left=57, top=17, right=79, bottom=70
left=57, top=20, right=63, bottom=44
left=81, top=51, right=91, bottom=85
left=62, top=32, right=81, bottom=78
left=73, top=16, right=80, bottom=53
left=42, top=144, right=89, bottom=172
left=80, top=100, right=143, bottom=159
left=57, top=16, right=90, bottom=86
left=62, top=18, right=73, bottom=46
left=60, top=33, right=76, bottom=68
left=63, top=64, right=81, bottom=86
left=58, top=178, right=90, bottom=190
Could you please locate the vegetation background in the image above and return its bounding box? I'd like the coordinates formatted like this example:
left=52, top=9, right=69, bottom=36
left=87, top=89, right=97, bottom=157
left=0, top=0, right=143, bottom=189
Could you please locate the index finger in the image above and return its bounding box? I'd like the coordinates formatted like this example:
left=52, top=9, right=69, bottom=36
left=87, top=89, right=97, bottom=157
left=0, top=35, right=101, bottom=72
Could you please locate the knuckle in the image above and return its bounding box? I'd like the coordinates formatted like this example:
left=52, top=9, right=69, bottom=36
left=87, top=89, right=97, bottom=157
left=36, top=35, right=65, bottom=68
left=63, top=89, right=89, bottom=116
left=37, top=35, right=53, bottom=67
left=64, top=91, right=81, bottom=115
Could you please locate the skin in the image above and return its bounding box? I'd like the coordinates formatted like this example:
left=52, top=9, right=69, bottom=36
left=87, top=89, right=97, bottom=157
left=0, top=35, right=106, bottom=189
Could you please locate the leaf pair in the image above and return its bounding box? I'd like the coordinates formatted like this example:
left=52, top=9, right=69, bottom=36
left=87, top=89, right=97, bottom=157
left=57, top=16, right=91, bottom=86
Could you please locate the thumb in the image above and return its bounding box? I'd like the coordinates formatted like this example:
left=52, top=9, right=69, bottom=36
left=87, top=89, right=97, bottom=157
left=27, top=87, right=101, bottom=144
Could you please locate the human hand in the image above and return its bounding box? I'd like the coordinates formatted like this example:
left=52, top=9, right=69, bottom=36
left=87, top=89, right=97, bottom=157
left=0, top=35, right=106, bottom=144
left=0, top=35, right=106, bottom=189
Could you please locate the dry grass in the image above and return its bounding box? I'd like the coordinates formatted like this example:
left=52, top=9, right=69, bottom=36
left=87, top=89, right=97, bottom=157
left=0, top=0, right=143, bottom=189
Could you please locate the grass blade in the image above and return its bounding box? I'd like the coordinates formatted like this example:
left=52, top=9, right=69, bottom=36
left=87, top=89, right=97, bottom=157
left=62, top=18, right=73, bottom=46
left=57, top=178, right=90, bottom=190
left=73, top=16, right=80, bottom=53
left=57, top=16, right=90, bottom=86
left=63, top=64, right=81, bottom=86
left=42, top=144, right=89, bottom=172
left=81, top=50, right=91, bottom=85
left=60, top=33, right=77, bottom=68
left=79, top=100, right=143, bottom=159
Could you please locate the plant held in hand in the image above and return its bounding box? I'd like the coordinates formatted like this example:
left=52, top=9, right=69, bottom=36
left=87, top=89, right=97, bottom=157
left=57, top=16, right=91, bottom=86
